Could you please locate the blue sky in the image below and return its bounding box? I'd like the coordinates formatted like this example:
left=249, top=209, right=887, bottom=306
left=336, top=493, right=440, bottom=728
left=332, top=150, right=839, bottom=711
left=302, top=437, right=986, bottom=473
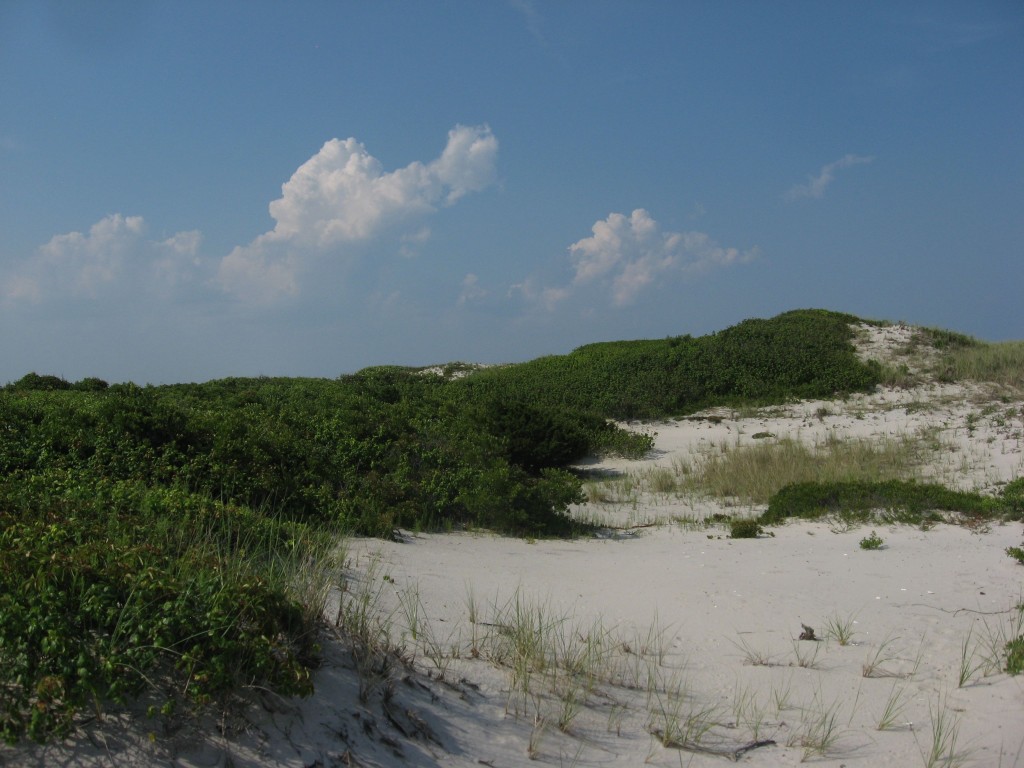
left=1, top=1, right=1021, bottom=384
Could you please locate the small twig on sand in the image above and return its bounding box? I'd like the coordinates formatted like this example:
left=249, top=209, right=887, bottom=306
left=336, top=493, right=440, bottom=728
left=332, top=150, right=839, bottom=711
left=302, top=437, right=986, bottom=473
left=651, top=731, right=777, bottom=762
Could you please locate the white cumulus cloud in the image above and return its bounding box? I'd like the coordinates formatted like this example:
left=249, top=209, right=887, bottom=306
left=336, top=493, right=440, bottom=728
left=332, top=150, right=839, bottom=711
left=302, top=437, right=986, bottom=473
left=785, top=154, right=874, bottom=201
left=563, top=209, right=757, bottom=307
left=217, top=124, right=498, bottom=303
left=39, top=213, right=144, bottom=297
left=3, top=214, right=202, bottom=303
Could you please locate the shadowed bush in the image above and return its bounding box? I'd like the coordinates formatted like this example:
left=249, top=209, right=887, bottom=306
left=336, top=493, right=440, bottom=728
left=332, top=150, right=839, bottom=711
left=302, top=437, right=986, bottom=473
left=0, top=473, right=326, bottom=744
left=760, top=480, right=1018, bottom=526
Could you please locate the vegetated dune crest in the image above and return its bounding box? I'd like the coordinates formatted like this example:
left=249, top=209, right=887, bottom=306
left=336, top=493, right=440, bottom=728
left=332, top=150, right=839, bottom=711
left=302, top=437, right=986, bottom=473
left=5, top=320, right=1024, bottom=768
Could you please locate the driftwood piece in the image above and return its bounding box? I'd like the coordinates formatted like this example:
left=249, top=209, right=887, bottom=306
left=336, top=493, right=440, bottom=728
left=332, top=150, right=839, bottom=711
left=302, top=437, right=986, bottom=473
left=651, top=729, right=777, bottom=761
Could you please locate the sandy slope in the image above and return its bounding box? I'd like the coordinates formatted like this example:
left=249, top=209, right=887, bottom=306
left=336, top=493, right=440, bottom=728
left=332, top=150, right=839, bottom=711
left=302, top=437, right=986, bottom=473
left=4, top=324, right=1024, bottom=767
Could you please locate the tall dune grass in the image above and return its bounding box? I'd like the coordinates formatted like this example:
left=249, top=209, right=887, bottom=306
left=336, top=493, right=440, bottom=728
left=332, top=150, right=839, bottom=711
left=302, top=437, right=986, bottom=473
left=938, top=340, right=1024, bottom=391
left=669, top=432, right=934, bottom=505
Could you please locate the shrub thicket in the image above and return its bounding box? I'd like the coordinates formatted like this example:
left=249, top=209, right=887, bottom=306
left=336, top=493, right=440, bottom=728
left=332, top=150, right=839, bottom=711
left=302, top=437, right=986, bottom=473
left=0, top=471, right=322, bottom=743
left=458, top=309, right=880, bottom=419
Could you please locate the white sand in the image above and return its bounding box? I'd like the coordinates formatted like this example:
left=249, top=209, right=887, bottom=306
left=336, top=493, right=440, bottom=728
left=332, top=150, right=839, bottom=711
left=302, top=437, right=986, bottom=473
left=5, top=324, right=1024, bottom=767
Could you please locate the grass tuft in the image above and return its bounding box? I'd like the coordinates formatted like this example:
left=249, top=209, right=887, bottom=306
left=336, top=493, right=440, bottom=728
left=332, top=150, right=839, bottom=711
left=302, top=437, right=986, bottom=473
left=918, top=693, right=965, bottom=768
left=822, top=612, right=857, bottom=646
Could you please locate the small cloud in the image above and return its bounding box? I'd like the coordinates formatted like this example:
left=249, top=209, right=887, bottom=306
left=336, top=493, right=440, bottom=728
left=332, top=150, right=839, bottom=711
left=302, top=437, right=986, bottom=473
left=457, top=273, right=488, bottom=306
left=509, top=278, right=571, bottom=311
left=217, top=125, right=498, bottom=303
left=562, top=209, right=757, bottom=307
left=508, top=0, right=545, bottom=44
left=785, top=154, right=874, bottom=201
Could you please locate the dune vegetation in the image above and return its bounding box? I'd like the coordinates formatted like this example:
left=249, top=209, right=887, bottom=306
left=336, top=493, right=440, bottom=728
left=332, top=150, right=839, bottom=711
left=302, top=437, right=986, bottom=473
left=2, top=307, right=1020, bottom=746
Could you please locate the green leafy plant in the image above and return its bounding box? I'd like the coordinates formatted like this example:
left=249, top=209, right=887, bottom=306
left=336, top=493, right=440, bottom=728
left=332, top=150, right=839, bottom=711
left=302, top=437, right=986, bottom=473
left=0, top=482, right=326, bottom=744
left=729, top=519, right=763, bottom=539
left=761, top=479, right=1013, bottom=526
left=859, top=530, right=884, bottom=550
left=1007, top=545, right=1024, bottom=565
left=1006, top=635, right=1024, bottom=675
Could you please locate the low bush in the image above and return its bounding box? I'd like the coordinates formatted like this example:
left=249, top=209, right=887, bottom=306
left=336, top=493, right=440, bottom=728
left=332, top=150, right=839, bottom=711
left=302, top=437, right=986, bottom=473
left=729, top=519, right=763, bottom=539
left=760, top=480, right=1013, bottom=526
left=1006, top=635, right=1024, bottom=675
left=0, top=474, right=324, bottom=744
left=859, top=531, right=884, bottom=550
left=1002, top=478, right=1024, bottom=515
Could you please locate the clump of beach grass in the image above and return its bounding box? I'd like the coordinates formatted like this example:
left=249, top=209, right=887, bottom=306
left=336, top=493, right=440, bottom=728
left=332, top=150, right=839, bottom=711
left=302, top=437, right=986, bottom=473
left=974, top=602, right=1024, bottom=677
left=936, top=339, right=1024, bottom=391
left=918, top=692, right=966, bottom=768
left=646, top=675, right=724, bottom=755
left=957, top=626, right=985, bottom=687
left=670, top=431, right=935, bottom=506
left=822, top=612, right=858, bottom=646
left=334, top=553, right=408, bottom=703
left=862, top=633, right=924, bottom=680
left=791, top=689, right=846, bottom=762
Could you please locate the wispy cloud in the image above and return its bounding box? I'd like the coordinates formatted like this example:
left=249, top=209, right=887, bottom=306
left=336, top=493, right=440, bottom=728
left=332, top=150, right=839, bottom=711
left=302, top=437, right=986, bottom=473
left=457, top=273, right=488, bottom=306
left=2, top=213, right=202, bottom=303
left=785, top=154, right=874, bottom=201
left=508, top=0, right=545, bottom=45
left=508, top=278, right=569, bottom=312
left=529, top=209, right=757, bottom=309
left=217, top=124, right=498, bottom=304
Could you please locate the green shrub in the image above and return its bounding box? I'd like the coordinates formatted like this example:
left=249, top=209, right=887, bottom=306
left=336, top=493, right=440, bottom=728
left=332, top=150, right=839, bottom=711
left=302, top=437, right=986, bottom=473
left=729, top=519, right=763, bottom=539
left=1002, top=478, right=1024, bottom=500
left=1003, top=478, right=1024, bottom=517
left=473, top=396, right=593, bottom=473
left=859, top=531, right=884, bottom=550
left=5, top=372, right=72, bottom=391
left=0, top=479, right=320, bottom=744
left=1006, top=635, right=1024, bottom=675
left=1007, top=546, right=1024, bottom=565
left=71, top=377, right=109, bottom=392
left=458, top=309, right=881, bottom=421
left=760, top=480, right=1008, bottom=526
